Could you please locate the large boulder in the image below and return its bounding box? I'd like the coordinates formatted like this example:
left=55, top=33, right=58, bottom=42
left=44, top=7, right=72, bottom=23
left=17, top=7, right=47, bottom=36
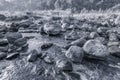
left=43, top=22, right=61, bottom=35
left=65, top=46, right=84, bottom=63
left=6, top=32, right=23, bottom=44
left=83, top=40, right=109, bottom=57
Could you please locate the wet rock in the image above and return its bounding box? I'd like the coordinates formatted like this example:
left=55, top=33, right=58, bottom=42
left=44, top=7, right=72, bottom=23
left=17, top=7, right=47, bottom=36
left=6, top=52, right=19, bottom=60
left=0, top=52, right=7, bottom=60
left=6, top=32, right=23, bottom=44
left=0, top=14, right=6, bottom=21
left=65, top=46, right=84, bottom=63
left=43, top=22, right=61, bottom=35
left=90, top=32, right=99, bottom=39
left=56, top=59, right=73, bottom=71
left=27, top=50, right=38, bottom=62
left=44, top=55, right=54, bottom=64
left=108, top=46, right=120, bottom=57
left=83, top=40, right=109, bottom=57
left=0, top=39, right=8, bottom=46
left=14, top=38, right=27, bottom=47
left=41, top=42, right=53, bottom=50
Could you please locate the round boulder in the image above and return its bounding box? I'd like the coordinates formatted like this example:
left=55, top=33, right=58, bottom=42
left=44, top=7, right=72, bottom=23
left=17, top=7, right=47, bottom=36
left=65, top=46, right=84, bottom=63
left=83, top=40, right=109, bottom=57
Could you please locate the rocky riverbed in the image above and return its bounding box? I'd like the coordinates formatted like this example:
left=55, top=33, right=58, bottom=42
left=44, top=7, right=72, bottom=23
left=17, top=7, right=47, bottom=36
left=0, top=12, right=120, bottom=80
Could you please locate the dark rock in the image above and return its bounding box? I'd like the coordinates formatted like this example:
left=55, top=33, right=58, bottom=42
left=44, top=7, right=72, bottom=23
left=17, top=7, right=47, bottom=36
left=0, top=14, right=6, bottom=21
left=27, top=50, right=38, bottom=62
left=0, top=52, right=7, bottom=60
left=65, top=46, right=84, bottom=63
left=0, top=33, right=5, bottom=38
left=90, top=32, right=99, bottom=39
left=43, top=22, right=61, bottom=35
left=67, top=72, right=80, bottom=80
left=0, top=39, right=8, bottom=46
left=83, top=40, right=109, bottom=57
left=14, top=38, right=27, bottom=47
left=6, top=52, right=19, bottom=60
left=41, top=42, right=53, bottom=50
left=6, top=32, right=23, bottom=44
left=18, top=20, right=34, bottom=28
left=9, top=23, right=19, bottom=32
left=56, top=59, right=73, bottom=71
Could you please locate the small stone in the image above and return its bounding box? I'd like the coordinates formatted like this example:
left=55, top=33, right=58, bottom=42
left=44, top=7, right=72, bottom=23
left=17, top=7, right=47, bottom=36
left=90, top=32, right=99, bottom=39
left=108, top=46, right=120, bottom=56
left=0, top=39, right=8, bottom=46
left=6, top=52, right=19, bottom=60
left=6, top=32, right=23, bottom=44
left=70, top=37, right=87, bottom=47
left=83, top=40, right=109, bottom=57
left=43, top=22, right=61, bottom=35
left=109, top=33, right=118, bottom=41
left=0, top=14, right=6, bottom=21
left=107, top=41, right=119, bottom=47
left=0, top=46, right=9, bottom=52
left=14, top=38, right=27, bottom=47
left=0, top=52, right=7, bottom=60
left=27, top=50, right=38, bottom=62
left=56, top=59, right=73, bottom=71
left=97, top=27, right=108, bottom=34
left=65, top=46, right=84, bottom=63
left=95, top=37, right=107, bottom=45
left=67, top=72, right=80, bottom=80
left=44, top=56, right=54, bottom=64
left=41, top=42, right=53, bottom=50
left=9, top=23, right=19, bottom=32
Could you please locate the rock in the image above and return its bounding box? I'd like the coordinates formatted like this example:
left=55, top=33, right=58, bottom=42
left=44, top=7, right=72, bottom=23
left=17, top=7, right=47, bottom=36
left=27, top=50, right=38, bottom=62
left=65, top=46, right=84, bottom=63
left=0, top=25, right=7, bottom=33
left=108, top=46, right=120, bottom=57
left=83, top=40, right=109, bottom=57
left=97, top=27, right=108, bottom=34
left=90, top=32, right=99, bottom=39
left=56, top=59, right=73, bottom=71
left=0, top=14, right=6, bottom=21
left=0, top=39, right=8, bottom=46
left=6, top=32, right=23, bottom=44
left=95, top=37, right=107, bottom=45
left=107, top=41, right=119, bottom=47
left=61, top=23, right=69, bottom=31
left=0, top=46, right=9, bottom=52
left=65, top=29, right=80, bottom=40
left=0, top=33, right=5, bottom=38
left=41, top=42, right=53, bottom=50
left=109, top=33, right=118, bottom=41
left=67, top=72, right=80, bottom=80
left=44, top=55, right=54, bottom=64
left=14, top=38, right=27, bottom=47
left=9, top=23, right=19, bottom=32
left=6, top=52, right=19, bottom=60
left=70, top=37, right=87, bottom=47
left=43, top=22, right=61, bottom=35
left=0, top=52, right=7, bottom=60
